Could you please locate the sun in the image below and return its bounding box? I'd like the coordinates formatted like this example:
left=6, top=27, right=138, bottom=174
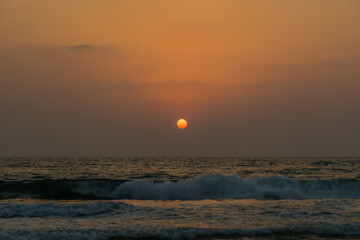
left=177, top=119, right=188, bottom=129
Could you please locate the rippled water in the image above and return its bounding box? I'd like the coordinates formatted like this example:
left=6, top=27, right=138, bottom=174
left=0, top=157, right=359, bottom=239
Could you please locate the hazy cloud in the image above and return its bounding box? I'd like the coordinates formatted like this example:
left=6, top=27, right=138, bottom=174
left=67, top=44, right=94, bottom=52
left=0, top=46, right=359, bottom=156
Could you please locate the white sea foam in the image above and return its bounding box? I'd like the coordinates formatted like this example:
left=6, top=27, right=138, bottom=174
left=71, top=174, right=360, bottom=200
left=0, top=201, right=130, bottom=218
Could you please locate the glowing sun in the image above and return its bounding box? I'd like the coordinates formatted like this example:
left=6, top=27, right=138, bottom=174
left=177, top=119, right=188, bottom=129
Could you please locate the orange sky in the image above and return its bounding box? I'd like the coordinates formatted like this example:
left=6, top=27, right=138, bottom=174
left=0, top=0, right=360, bottom=156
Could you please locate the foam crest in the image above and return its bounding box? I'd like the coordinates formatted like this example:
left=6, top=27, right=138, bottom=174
left=72, top=174, right=360, bottom=200
left=1, top=174, right=360, bottom=200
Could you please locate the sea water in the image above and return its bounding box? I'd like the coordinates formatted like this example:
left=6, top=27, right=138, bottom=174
left=0, top=157, right=359, bottom=239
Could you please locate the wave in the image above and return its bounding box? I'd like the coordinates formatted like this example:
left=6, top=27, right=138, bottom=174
left=0, top=179, right=126, bottom=200
left=1, top=224, right=360, bottom=240
left=0, top=201, right=131, bottom=218
left=1, top=174, right=360, bottom=200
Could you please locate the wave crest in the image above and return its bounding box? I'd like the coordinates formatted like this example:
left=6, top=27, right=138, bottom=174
left=1, top=174, right=360, bottom=200
left=73, top=174, right=360, bottom=200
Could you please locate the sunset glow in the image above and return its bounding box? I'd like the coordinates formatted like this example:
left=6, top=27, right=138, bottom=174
left=0, top=0, right=359, bottom=156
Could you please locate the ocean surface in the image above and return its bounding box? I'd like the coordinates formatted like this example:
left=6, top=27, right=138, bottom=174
left=1, top=157, right=360, bottom=240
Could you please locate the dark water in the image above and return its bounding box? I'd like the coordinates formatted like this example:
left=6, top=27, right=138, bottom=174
left=1, top=157, right=360, bottom=239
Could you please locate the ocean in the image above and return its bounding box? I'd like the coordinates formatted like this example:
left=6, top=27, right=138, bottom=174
left=0, top=157, right=360, bottom=240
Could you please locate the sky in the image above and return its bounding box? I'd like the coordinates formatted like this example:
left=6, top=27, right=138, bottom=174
left=0, top=0, right=359, bottom=157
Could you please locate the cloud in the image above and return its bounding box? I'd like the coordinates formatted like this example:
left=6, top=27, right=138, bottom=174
left=67, top=44, right=94, bottom=52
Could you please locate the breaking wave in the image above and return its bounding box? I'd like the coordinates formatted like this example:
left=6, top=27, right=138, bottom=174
left=1, top=174, right=360, bottom=200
